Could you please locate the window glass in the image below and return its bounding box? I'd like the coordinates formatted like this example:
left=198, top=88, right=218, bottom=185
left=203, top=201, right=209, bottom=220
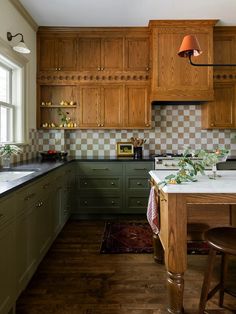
left=0, top=54, right=24, bottom=143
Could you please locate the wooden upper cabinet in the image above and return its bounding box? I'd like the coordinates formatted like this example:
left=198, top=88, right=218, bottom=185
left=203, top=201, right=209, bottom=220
left=79, top=85, right=123, bottom=128
left=213, top=27, right=236, bottom=69
left=79, top=86, right=100, bottom=127
left=101, top=85, right=123, bottom=127
left=125, top=85, right=151, bottom=128
left=78, top=37, right=124, bottom=72
left=149, top=20, right=217, bottom=101
left=201, top=83, right=236, bottom=129
left=37, top=34, right=77, bottom=72
left=125, top=37, right=150, bottom=71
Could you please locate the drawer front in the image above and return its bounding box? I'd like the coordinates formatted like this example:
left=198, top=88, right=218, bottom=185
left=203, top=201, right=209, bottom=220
left=125, top=161, right=153, bottom=175
left=78, top=196, right=121, bottom=209
left=78, top=177, right=121, bottom=190
left=77, top=162, right=123, bottom=176
left=0, top=196, right=15, bottom=228
left=126, top=177, right=150, bottom=190
left=125, top=196, right=148, bottom=213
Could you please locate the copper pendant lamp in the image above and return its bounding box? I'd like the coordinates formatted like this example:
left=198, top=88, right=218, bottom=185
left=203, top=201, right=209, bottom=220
left=178, top=34, right=236, bottom=67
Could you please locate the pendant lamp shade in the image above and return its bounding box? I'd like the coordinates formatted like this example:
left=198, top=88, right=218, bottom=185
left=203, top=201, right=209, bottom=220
left=178, top=35, right=202, bottom=58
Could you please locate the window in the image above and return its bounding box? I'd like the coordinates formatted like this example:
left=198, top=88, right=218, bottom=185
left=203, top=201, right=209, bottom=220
left=0, top=52, right=25, bottom=144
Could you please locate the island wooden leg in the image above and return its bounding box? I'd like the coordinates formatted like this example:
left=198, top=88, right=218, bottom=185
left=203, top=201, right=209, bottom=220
left=153, top=233, right=164, bottom=264
left=167, top=271, right=184, bottom=314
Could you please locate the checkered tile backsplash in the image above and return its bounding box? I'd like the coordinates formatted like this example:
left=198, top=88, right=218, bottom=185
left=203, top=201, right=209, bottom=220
left=6, top=104, right=236, bottom=164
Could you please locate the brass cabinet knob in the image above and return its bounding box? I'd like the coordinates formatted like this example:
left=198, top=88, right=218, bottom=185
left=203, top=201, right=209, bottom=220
left=100, top=124, right=104, bottom=127
left=97, top=123, right=101, bottom=126
left=110, top=182, right=114, bottom=185
left=84, top=182, right=87, bottom=185
left=146, top=123, right=150, bottom=127
left=97, top=67, right=101, bottom=71
left=111, top=200, right=115, bottom=204
left=137, top=182, right=141, bottom=185
left=101, top=67, right=104, bottom=71
left=146, top=67, right=150, bottom=71
left=210, top=123, right=214, bottom=126
left=84, top=200, right=88, bottom=205
left=137, top=200, right=141, bottom=204
left=58, top=67, right=61, bottom=71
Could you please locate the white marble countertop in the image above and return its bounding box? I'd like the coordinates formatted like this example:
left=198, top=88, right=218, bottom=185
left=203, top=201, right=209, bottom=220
left=149, top=170, right=236, bottom=193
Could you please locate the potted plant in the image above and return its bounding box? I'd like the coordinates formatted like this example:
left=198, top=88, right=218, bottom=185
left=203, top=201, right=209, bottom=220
left=0, top=144, right=22, bottom=168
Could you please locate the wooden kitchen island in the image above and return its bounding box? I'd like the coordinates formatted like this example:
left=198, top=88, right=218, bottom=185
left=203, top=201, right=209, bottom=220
left=149, top=170, right=236, bottom=314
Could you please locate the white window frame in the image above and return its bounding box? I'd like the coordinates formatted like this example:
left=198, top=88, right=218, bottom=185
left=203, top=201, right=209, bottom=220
left=0, top=37, right=28, bottom=144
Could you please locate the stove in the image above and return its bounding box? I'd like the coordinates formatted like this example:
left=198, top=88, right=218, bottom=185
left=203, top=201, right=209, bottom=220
left=152, top=153, right=210, bottom=170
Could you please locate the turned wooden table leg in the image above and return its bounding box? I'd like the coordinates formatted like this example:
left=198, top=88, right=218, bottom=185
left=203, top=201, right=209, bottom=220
left=153, top=233, right=164, bottom=264
left=167, top=271, right=184, bottom=314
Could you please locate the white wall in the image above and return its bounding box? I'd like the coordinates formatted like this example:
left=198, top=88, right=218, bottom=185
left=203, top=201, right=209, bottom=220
left=0, top=0, right=36, bottom=130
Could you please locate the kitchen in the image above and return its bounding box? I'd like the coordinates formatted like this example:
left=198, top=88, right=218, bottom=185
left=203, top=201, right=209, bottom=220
left=1, top=0, right=236, bottom=313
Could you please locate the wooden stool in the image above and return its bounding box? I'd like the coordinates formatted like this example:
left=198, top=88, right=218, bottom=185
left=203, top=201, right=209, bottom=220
left=199, top=227, right=236, bottom=313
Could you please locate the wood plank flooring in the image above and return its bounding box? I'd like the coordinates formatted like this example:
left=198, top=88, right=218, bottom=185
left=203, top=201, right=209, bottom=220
left=16, top=219, right=236, bottom=314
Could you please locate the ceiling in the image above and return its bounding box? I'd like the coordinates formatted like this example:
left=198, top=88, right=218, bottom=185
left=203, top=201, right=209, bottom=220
left=19, top=0, right=236, bottom=27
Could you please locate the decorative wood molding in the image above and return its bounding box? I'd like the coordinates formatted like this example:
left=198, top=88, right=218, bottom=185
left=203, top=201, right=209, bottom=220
left=37, top=72, right=150, bottom=84
left=213, top=72, right=236, bottom=81
left=9, top=0, right=38, bottom=31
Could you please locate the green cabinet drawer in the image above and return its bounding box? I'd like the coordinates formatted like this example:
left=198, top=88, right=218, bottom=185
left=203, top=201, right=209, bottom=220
left=126, top=177, right=150, bottom=190
left=78, top=196, right=121, bottom=210
left=125, top=161, right=153, bottom=175
left=77, top=162, right=123, bottom=176
left=78, top=177, right=121, bottom=191
left=125, top=196, right=148, bottom=213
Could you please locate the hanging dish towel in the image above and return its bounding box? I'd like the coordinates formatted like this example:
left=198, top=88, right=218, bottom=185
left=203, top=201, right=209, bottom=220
left=147, top=186, right=159, bottom=234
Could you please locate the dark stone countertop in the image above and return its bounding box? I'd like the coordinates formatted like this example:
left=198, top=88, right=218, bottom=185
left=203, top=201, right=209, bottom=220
left=0, top=156, right=154, bottom=197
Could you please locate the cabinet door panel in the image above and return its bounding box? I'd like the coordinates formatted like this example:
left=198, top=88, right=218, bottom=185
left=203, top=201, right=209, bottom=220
left=102, top=38, right=123, bottom=71
left=125, top=37, right=149, bottom=71
left=101, top=85, right=123, bottom=127
left=58, top=37, right=77, bottom=71
left=79, top=86, right=100, bottom=127
left=38, top=37, right=57, bottom=71
left=0, top=223, right=15, bottom=314
left=125, top=85, right=150, bottom=128
left=78, top=38, right=101, bottom=71
left=202, top=83, right=235, bottom=129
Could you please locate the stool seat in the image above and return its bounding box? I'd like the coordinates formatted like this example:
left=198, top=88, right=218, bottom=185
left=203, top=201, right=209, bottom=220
left=205, top=227, right=236, bottom=255
left=199, top=226, right=236, bottom=314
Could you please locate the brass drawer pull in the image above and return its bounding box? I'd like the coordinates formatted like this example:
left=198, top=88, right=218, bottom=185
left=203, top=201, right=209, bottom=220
left=136, top=182, right=141, bottom=185
left=36, top=201, right=43, bottom=208
left=111, top=200, right=115, bottom=205
left=110, top=182, right=115, bottom=185
left=136, top=201, right=141, bottom=204
left=134, top=168, right=147, bottom=170
left=84, top=182, right=88, bottom=185
left=92, top=168, right=109, bottom=171
left=84, top=200, right=88, bottom=205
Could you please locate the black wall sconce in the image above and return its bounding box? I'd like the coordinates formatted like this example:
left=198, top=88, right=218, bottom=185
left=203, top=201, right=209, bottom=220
left=178, top=35, right=236, bottom=67
left=7, top=32, right=30, bottom=54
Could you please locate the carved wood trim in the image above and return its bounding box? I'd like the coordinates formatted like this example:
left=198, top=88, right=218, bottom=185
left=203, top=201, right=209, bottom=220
left=37, top=72, right=150, bottom=84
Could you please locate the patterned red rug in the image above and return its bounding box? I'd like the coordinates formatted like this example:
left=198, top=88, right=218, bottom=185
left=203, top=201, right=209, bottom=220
left=100, top=221, right=210, bottom=254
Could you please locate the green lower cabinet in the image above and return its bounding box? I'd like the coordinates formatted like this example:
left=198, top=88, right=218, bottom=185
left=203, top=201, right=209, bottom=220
left=124, top=161, right=153, bottom=214
left=74, top=160, right=153, bottom=215
left=126, top=195, right=150, bottom=213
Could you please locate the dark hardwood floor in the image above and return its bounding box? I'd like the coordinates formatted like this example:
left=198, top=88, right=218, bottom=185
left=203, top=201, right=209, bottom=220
left=16, top=219, right=236, bottom=314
